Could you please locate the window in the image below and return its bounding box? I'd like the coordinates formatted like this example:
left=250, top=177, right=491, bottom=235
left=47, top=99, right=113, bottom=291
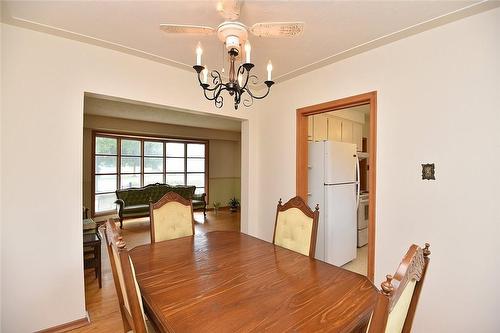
left=93, top=133, right=207, bottom=214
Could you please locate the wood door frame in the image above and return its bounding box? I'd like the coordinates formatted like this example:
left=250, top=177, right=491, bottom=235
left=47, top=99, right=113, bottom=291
left=296, top=91, right=377, bottom=281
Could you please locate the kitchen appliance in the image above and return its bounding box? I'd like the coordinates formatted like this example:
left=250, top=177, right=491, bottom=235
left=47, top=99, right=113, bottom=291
left=308, top=140, right=359, bottom=266
left=357, top=193, right=369, bottom=247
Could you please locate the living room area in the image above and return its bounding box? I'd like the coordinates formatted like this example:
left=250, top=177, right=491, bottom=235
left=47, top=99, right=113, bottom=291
left=80, top=94, right=243, bottom=325
left=83, top=94, right=242, bottom=223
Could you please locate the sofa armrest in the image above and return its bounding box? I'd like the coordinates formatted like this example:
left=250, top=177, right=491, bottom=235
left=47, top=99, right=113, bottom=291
left=114, top=199, right=125, bottom=216
left=192, top=193, right=206, bottom=202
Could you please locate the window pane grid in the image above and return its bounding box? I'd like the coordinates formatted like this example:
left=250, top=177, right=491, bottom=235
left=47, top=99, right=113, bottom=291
left=94, top=134, right=207, bottom=214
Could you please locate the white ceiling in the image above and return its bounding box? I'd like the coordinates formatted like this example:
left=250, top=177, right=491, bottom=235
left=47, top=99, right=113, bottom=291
left=2, top=0, right=494, bottom=84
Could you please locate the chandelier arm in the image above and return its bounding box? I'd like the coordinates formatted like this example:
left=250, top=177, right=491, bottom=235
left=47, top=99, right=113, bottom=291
left=211, top=70, right=223, bottom=86
left=203, top=83, right=225, bottom=101
left=200, top=71, right=223, bottom=92
left=196, top=69, right=204, bottom=86
left=244, top=84, right=272, bottom=100
left=242, top=92, right=254, bottom=107
left=214, top=84, right=228, bottom=108
left=214, top=92, right=224, bottom=108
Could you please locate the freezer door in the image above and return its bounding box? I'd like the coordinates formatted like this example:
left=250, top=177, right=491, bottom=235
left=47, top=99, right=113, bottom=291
left=324, top=183, right=357, bottom=266
left=324, top=141, right=357, bottom=184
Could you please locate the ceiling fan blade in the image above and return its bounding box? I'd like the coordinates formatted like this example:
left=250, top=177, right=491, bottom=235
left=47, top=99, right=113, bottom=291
left=250, top=22, right=304, bottom=38
left=216, top=0, right=242, bottom=21
left=160, top=24, right=215, bottom=35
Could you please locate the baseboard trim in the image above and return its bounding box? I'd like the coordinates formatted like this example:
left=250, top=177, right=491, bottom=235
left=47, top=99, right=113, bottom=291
left=36, top=312, right=90, bottom=333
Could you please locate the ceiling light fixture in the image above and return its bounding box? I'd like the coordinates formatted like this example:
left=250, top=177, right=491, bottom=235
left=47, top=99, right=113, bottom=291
left=192, top=27, right=274, bottom=110
left=159, top=0, right=304, bottom=110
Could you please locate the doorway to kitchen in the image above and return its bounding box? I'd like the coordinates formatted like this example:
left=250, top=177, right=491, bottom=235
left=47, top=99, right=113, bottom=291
left=296, top=92, right=377, bottom=281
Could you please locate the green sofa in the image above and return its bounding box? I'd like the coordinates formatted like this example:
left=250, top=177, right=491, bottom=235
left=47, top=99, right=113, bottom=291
left=114, top=183, right=206, bottom=228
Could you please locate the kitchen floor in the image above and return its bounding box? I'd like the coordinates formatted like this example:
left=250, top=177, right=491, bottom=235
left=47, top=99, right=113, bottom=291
left=342, top=245, right=368, bottom=276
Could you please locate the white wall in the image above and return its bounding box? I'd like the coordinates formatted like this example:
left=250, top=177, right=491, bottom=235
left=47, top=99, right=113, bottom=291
left=257, top=7, right=500, bottom=332
left=209, top=139, right=241, bottom=208
left=0, top=6, right=3, bottom=328
left=0, top=23, right=257, bottom=332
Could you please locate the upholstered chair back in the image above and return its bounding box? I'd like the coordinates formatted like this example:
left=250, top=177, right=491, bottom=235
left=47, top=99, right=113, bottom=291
left=368, top=243, right=431, bottom=333
left=149, top=192, right=194, bottom=243
left=272, top=196, right=319, bottom=257
left=105, top=220, right=150, bottom=333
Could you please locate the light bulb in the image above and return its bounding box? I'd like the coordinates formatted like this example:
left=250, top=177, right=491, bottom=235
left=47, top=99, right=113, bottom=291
left=244, top=40, right=251, bottom=64
left=196, top=42, right=203, bottom=66
left=267, top=60, right=273, bottom=81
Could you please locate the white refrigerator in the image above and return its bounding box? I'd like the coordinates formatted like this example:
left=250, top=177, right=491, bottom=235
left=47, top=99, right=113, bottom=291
left=308, top=140, right=359, bottom=266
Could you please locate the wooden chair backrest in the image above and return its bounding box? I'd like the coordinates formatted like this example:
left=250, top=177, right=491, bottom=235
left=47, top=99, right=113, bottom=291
left=368, top=243, right=431, bottom=333
left=149, top=191, right=194, bottom=243
left=105, top=220, right=148, bottom=333
left=272, top=196, right=319, bottom=257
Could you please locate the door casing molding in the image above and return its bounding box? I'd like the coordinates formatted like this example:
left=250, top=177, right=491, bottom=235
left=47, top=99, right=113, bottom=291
left=296, top=91, right=377, bottom=281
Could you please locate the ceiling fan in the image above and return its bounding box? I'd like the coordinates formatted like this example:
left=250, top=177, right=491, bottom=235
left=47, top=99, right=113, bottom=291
left=159, top=0, right=305, bottom=110
left=159, top=0, right=304, bottom=52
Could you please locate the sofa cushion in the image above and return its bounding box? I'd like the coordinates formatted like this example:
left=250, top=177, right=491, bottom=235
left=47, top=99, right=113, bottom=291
left=116, top=184, right=197, bottom=220
left=116, top=187, right=152, bottom=206
left=122, top=204, right=149, bottom=217
left=169, top=185, right=196, bottom=201
left=149, top=184, right=170, bottom=203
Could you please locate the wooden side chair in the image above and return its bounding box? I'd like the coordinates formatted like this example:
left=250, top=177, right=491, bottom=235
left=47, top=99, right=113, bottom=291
left=149, top=191, right=195, bottom=243
left=272, top=196, right=319, bottom=257
left=104, top=220, right=156, bottom=333
left=368, top=243, right=431, bottom=333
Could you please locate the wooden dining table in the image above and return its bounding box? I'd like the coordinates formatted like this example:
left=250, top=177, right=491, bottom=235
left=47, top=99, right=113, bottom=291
left=129, top=231, right=378, bottom=333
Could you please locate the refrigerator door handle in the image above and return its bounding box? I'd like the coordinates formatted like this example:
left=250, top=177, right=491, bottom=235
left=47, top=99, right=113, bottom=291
left=356, top=156, right=360, bottom=209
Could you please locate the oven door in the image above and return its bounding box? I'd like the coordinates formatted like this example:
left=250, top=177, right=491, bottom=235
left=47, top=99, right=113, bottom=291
left=357, top=196, right=369, bottom=247
left=357, top=197, right=369, bottom=230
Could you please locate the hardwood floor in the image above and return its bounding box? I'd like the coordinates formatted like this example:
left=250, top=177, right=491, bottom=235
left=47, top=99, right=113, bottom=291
left=72, top=210, right=240, bottom=333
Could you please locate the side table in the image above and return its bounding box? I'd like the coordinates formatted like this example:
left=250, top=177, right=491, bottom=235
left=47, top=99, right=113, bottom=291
left=83, top=231, right=102, bottom=288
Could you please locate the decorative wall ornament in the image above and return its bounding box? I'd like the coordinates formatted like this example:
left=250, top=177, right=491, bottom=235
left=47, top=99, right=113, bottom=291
left=421, top=163, right=435, bottom=180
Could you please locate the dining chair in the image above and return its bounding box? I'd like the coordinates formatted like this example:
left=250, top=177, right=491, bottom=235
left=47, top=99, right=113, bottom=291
left=272, top=196, right=319, bottom=257
left=104, top=220, right=157, bottom=333
left=149, top=191, right=195, bottom=243
left=367, top=243, right=431, bottom=333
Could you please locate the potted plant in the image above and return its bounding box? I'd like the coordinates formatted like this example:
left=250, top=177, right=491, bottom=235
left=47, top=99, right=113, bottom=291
left=213, top=201, right=221, bottom=215
left=228, top=197, right=240, bottom=212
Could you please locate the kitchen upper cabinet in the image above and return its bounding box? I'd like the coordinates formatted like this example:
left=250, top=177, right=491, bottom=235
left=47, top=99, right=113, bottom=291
left=341, top=119, right=353, bottom=143
left=327, top=117, right=342, bottom=141
left=312, top=114, right=363, bottom=149
left=313, top=115, right=328, bottom=141
left=352, top=122, right=363, bottom=151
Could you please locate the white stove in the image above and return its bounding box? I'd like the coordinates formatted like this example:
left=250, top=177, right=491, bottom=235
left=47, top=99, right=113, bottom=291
left=357, top=193, right=369, bottom=247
